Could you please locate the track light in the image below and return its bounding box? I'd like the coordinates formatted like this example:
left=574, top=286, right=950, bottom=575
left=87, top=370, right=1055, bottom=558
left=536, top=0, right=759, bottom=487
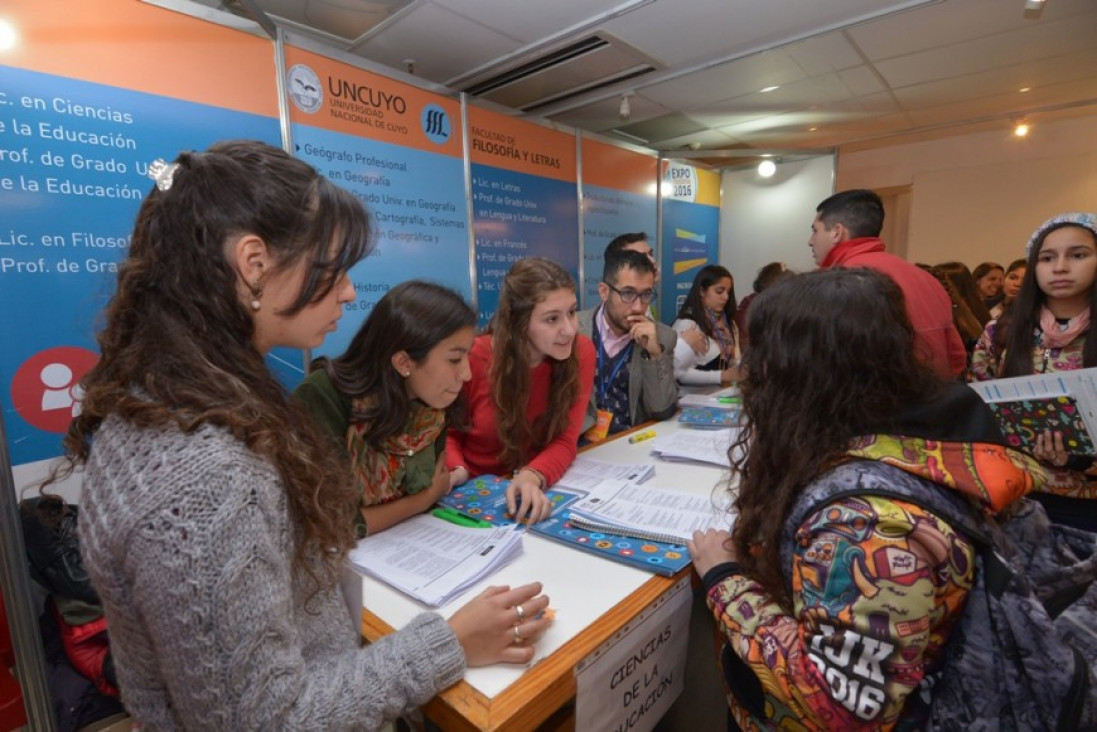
left=1013, top=120, right=1030, bottom=137
left=619, top=93, right=631, bottom=122
left=758, top=160, right=777, bottom=178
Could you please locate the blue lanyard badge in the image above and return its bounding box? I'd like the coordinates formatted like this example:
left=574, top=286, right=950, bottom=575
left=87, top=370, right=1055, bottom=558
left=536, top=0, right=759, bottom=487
left=594, top=324, right=634, bottom=407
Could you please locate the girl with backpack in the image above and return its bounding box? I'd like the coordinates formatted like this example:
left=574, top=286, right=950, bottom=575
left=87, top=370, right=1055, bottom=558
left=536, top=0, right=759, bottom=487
left=970, top=212, right=1097, bottom=531
left=686, top=267, right=1069, bottom=730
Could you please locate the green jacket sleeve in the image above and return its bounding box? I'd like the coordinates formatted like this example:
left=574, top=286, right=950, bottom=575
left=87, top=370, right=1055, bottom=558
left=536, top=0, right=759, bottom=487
left=293, top=370, right=351, bottom=459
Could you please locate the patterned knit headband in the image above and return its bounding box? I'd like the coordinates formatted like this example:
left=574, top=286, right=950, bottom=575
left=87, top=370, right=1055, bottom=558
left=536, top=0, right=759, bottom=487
left=1026, top=212, right=1097, bottom=259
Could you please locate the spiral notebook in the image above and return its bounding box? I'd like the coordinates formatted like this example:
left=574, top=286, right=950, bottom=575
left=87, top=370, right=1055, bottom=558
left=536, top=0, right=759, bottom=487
left=564, top=514, right=685, bottom=545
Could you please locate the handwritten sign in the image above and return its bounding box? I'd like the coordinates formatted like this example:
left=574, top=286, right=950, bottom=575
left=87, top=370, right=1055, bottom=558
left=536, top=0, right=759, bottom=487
left=574, top=577, right=690, bottom=732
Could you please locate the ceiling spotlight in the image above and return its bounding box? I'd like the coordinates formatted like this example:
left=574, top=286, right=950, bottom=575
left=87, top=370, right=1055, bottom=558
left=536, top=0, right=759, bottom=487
left=1013, top=120, right=1030, bottom=137
left=758, top=160, right=777, bottom=178
left=619, top=93, right=632, bottom=122
left=1023, top=0, right=1045, bottom=9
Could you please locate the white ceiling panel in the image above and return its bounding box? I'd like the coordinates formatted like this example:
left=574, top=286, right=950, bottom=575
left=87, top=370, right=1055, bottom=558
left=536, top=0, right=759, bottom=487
left=905, top=76, right=1097, bottom=127
left=847, top=0, right=1038, bottom=61
left=816, top=92, right=905, bottom=117
left=604, top=0, right=939, bottom=68
left=649, top=128, right=743, bottom=151
left=783, top=32, right=864, bottom=75
left=850, top=0, right=1097, bottom=62
left=640, top=50, right=806, bottom=109
left=893, top=51, right=1097, bottom=110
left=875, top=14, right=1097, bottom=90
left=552, top=94, right=672, bottom=134
left=836, top=65, right=887, bottom=98
left=355, top=5, right=519, bottom=80
left=433, top=0, right=635, bottom=42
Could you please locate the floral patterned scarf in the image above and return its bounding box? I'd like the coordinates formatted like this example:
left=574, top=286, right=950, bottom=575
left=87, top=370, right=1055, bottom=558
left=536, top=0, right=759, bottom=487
left=346, top=397, right=445, bottom=506
left=706, top=307, right=736, bottom=364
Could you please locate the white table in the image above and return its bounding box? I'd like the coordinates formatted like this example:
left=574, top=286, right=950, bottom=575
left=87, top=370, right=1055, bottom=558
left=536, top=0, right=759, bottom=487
left=345, top=417, right=735, bottom=731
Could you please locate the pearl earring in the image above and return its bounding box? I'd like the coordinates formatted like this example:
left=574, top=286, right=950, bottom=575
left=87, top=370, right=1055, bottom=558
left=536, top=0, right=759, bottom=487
left=250, top=280, right=262, bottom=311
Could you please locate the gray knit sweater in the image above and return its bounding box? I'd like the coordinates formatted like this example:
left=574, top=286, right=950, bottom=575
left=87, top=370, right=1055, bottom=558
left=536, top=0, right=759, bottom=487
left=79, top=416, right=466, bottom=730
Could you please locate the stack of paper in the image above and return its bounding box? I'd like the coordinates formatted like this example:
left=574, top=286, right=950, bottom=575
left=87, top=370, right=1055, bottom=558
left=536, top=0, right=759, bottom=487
left=566, top=481, right=732, bottom=545
left=678, top=386, right=740, bottom=408
left=556, top=455, right=655, bottom=490
left=347, top=514, right=523, bottom=607
left=650, top=428, right=739, bottom=467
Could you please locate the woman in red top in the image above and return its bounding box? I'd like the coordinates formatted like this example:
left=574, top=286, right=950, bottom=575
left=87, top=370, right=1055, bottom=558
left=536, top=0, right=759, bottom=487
left=447, top=258, right=596, bottom=524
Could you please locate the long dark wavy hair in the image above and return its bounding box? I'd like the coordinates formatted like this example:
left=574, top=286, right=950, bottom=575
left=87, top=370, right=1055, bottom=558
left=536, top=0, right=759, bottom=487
left=60, top=140, right=373, bottom=588
left=729, top=268, right=942, bottom=609
left=314, top=280, right=475, bottom=446
left=926, top=263, right=986, bottom=350
left=487, top=257, right=580, bottom=471
left=999, top=223, right=1097, bottom=376
left=676, top=264, right=738, bottom=340
left=936, top=261, right=992, bottom=327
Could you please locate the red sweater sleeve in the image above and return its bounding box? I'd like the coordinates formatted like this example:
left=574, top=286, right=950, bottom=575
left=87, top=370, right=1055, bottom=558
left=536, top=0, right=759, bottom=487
left=525, top=335, right=595, bottom=486
left=445, top=335, right=492, bottom=474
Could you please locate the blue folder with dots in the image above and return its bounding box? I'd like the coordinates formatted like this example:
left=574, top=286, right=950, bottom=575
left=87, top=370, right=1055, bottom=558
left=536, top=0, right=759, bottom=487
left=439, top=475, right=693, bottom=577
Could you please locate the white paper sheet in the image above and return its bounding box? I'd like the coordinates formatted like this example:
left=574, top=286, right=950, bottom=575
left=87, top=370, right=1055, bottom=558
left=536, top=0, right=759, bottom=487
left=567, top=481, right=731, bottom=544
left=347, top=515, right=523, bottom=606
left=649, top=428, right=738, bottom=466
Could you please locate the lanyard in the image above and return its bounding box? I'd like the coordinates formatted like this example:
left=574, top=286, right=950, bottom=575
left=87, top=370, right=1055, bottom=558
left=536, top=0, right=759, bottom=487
left=593, top=315, right=634, bottom=407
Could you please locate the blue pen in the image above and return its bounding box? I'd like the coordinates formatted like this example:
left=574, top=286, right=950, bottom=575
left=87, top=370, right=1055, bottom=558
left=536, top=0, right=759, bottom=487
left=432, top=507, right=493, bottom=528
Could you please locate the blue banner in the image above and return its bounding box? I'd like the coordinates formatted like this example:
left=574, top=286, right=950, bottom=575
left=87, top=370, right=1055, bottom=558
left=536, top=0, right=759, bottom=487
left=581, top=185, right=657, bottom=310
left=661, top=198, right=720, bottom=319
left=296, top=126, right=472, bottom=360
left=0, top=65, right=279, bottom=465
left=471, top=165, right=579, bottom=325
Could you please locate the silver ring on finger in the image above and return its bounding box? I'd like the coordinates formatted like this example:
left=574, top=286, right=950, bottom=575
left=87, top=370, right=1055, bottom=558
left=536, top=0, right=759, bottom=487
left=512, top=625, right=523, bottom=644
left=515, top=604, right=525, bottom=623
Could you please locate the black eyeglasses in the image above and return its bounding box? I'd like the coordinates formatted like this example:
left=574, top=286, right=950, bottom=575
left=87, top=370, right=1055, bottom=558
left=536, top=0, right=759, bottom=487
left=604, top=282, right=658, bottom=304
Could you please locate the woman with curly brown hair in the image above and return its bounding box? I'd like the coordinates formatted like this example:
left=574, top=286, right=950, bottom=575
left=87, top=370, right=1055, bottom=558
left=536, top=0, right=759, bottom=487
left=67, top=141, right=551, bottom=729
left=687, top=267, right=1031, bottom=730
left=447, top=257, right=595, bottom=524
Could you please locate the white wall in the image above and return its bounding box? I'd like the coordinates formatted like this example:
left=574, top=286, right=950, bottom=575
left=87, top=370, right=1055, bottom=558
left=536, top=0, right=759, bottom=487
left=838, top=115, right=1097, bottom=268
left=719, top=155, right=836, bottom=294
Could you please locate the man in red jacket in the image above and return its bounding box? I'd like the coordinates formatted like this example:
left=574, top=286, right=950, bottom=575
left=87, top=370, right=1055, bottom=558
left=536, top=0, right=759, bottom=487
left=809, top=189, right=966, bottom=379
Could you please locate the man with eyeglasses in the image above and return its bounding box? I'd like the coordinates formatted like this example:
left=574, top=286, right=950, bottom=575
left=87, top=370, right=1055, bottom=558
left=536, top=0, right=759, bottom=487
left=578, top=250, right=678, bottom=442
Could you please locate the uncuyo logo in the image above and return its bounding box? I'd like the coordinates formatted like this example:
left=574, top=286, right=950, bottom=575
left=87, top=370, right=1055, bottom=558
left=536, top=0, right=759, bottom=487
left=287, top=64, right=323, bottom=114
left=421, top=104, right=450, bottom=144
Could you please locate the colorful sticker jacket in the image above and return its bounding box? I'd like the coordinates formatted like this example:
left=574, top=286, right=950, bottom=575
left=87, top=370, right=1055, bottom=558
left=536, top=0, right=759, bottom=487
left=705, top=437, right=1051, bottom=731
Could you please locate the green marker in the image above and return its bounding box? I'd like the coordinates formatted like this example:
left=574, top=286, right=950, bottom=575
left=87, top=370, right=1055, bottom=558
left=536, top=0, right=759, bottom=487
left=432, top=507, right=493, bottom=528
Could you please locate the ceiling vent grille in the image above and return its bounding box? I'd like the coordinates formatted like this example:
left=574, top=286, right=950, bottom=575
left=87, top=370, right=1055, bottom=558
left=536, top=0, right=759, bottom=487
left=461, top=33, right=661, bottom=112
